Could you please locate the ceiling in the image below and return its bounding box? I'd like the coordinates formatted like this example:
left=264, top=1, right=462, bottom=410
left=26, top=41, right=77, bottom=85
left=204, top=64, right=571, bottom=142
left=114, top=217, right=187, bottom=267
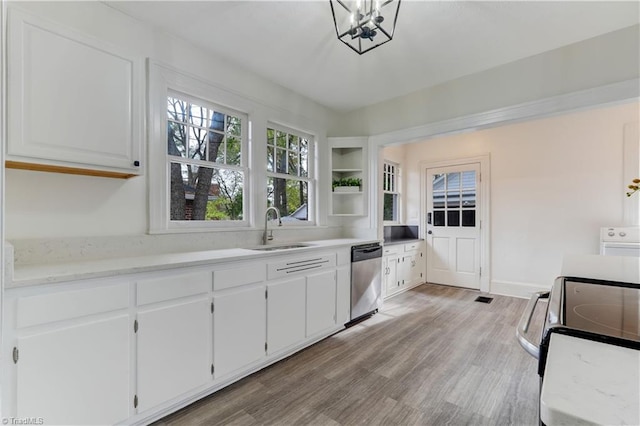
left=106, top=1, right=640, bottom=112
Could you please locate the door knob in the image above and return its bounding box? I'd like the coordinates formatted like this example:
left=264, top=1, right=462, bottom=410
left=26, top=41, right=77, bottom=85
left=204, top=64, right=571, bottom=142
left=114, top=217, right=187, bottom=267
left=427, top=230, right=432, bottom=235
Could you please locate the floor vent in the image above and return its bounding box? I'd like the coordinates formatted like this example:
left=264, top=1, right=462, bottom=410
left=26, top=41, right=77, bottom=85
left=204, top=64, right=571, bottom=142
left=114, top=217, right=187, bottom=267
left=475, top=296, right=493, bottom=304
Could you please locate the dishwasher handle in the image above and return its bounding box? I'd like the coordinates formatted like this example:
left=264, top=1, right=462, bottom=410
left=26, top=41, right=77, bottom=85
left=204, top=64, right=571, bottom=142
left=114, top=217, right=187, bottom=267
left=516, top=290, right=549, bottom=359
left=351, top=245, right=382, bottom=262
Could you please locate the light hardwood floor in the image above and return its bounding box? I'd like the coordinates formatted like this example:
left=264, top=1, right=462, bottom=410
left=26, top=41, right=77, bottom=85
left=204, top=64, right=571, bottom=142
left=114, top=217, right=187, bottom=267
left=154, top=284, right=542, bottom=425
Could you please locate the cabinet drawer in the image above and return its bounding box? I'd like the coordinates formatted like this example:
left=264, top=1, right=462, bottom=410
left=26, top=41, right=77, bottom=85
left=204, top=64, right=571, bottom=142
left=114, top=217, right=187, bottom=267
left=137, top=271, right=210, bottom=306
left=17, top=283, right=129, bottom=329
left=268, top=254, right=336, bottom=280
left=404, top=242, right=422, bottom=252
left=214, top=262, right=266, bottom=291
left=383, top=246, right=401, bottom=256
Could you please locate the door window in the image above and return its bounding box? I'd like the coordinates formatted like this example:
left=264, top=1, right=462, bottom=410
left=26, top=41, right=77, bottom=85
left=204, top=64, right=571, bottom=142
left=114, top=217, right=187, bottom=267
left=431, top=171, right=476, bottom=227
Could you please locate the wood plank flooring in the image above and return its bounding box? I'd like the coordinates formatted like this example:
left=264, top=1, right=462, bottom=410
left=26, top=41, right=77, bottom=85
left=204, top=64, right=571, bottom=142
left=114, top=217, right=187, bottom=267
left=154, top=284, right=543, bottom=425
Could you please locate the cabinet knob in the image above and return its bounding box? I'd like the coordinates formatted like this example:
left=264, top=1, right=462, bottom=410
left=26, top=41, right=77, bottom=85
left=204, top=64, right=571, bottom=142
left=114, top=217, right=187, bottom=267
left=133, top=160, right=140, bottom=167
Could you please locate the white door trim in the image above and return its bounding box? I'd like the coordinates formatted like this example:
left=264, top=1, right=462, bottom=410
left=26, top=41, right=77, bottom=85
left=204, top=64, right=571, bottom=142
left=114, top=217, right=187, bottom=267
left=420, top=154, right=491, bottom=293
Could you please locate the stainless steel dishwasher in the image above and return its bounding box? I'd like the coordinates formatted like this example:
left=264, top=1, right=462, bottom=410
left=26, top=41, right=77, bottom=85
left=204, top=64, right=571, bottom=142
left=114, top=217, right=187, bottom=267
left=350, top=243, right=383, bottom=323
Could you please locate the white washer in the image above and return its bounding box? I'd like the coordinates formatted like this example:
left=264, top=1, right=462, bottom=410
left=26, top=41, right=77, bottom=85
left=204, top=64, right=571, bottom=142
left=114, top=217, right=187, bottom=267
left=600, top=227, right=640, bottom=257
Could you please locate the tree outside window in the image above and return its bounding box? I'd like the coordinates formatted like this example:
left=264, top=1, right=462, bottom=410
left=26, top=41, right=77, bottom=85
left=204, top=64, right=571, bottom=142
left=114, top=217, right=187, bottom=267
left=166, top=94, right=246, bottom=222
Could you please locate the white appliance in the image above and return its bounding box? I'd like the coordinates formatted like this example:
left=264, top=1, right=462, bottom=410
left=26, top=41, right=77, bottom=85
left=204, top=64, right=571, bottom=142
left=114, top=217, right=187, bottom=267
left=600, top=227, right=640, bottom=257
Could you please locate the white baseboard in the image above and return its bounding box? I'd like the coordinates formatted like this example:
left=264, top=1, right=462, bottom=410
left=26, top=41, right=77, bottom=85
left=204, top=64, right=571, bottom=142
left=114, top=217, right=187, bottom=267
left=490, top=280, right=550, bottom=299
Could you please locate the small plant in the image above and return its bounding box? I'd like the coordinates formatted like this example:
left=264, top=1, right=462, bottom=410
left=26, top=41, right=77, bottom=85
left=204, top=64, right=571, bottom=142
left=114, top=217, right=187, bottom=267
left=627, top=178, right=640, bottom=197
left=332, top=177, right=362, bottom=190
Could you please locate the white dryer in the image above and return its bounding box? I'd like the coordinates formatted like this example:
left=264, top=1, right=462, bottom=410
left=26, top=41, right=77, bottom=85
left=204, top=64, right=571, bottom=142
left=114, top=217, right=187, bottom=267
left=600, top=227, right=640, bottom=257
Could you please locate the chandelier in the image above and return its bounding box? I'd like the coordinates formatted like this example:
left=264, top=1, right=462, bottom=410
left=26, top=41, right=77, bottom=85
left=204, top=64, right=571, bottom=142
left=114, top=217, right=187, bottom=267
left=329, top=0, right=401, bottom=55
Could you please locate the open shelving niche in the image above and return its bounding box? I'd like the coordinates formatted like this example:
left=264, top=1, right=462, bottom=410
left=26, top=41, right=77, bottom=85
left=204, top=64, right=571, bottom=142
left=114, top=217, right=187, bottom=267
left=329, top=140, right=367, bottom=216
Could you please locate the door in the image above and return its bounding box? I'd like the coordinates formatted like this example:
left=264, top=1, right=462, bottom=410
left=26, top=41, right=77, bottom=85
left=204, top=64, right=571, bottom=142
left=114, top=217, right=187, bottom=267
left=137, top=297, right=211, bottom=412
left=426, top=163, right=481, bottom=289
left=267, top=277, right=306, bottom=355
left=213, top=286, right=266, bottom=378
left=16, top=316, right=130, bottom=425
left=306, top=270, right=337, bottom=336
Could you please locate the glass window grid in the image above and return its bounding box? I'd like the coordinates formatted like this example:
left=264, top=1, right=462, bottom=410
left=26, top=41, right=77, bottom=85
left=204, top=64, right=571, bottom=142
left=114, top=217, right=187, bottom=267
left=383, top=161, right=399, bottom=222
left=166, top=91, right=247, bottom=222
left=266, top=125, right=314, bottom=223
left=432, top=171, right=476, bottom=227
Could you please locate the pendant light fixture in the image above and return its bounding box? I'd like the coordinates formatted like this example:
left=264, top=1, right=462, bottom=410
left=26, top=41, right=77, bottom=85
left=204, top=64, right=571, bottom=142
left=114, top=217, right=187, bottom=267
left=329, top=0, right=401, bottom=55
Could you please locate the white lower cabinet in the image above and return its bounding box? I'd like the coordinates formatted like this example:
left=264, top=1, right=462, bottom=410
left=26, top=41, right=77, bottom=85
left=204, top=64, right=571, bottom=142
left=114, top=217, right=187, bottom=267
left=136, top=297, right=212, bottom=412
left=7, top=282, right=131, bottom=425
left=306, top=270, right=337, bottom=336
left=383, top=241, right=426, bottom=298
left=136, top=270, right=213, bottom=412
left=16, top=316, right=131, bottom=425
left=4, top=246, right=356, bottom=425
left=267, top=277, right=306, bottom=355
left=213, top=285, right=267, bottom=378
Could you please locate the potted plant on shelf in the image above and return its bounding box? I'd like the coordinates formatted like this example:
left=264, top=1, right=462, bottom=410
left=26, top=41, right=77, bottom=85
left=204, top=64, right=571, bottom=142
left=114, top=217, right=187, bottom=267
left=332, top=177, right=362, bottom=192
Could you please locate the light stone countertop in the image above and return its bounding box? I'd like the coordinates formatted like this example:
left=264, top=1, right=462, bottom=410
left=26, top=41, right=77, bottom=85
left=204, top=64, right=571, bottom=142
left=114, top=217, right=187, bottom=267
left=540, top=333, right=640, bottom=426
left=8, top=238, right=378, bottom=288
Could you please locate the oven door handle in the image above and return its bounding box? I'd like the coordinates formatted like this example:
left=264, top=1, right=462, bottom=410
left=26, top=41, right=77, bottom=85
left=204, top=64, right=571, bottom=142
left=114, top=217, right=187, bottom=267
left=516, top=290, right=549, bottom=359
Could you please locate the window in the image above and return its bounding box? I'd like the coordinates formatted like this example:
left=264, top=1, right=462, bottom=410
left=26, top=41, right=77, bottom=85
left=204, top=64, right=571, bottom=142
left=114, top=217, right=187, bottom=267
left=383, top=161, right=400, bottom=222
left=431, top=171, right=476, bottom=227
left=166, top=92, right=247, bottom=224
left=266, top=125, right=314, bottom=223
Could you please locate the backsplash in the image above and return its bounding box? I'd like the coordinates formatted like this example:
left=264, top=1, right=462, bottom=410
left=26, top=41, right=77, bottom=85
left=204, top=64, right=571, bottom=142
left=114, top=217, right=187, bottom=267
left=383, top=225, right=419, bottom=242
left=9, top=227, right=344, bottom=266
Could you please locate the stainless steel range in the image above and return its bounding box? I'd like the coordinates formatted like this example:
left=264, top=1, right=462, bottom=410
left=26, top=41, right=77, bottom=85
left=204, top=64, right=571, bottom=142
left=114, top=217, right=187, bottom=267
left=517, top=255, right=640, bottom=425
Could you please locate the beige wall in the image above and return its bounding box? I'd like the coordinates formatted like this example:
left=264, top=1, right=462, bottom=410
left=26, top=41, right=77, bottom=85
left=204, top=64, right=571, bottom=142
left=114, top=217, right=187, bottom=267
left=401, top=102, right=640, bottom=296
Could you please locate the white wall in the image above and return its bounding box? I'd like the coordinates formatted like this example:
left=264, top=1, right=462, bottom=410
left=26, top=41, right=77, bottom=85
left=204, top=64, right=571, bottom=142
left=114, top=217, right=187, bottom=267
left=331, top=25, right=640, bottom=137
left=4, top=1, right=339, bottom=244
left=402, top=102, right=640, bottom=297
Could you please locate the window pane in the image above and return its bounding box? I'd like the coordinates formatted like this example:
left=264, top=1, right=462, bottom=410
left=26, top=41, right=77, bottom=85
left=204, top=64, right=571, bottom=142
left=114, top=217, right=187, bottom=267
left=446, top=173, right=460, bottom=190
left=288, top=150, right=299, bottom=176
left=210, top=111, right=225, bottom=131
left=275, top=148, right=287, bottom=173
left=267, top=146, right=274, bottom=172
left=226, top=136, right=241, bottom=166
left=189, top=105, right=209, bottom=128
left=446, top=191, right=460, bottom=208
left=226, top=115, right=241, bottom=137
left=288, top=134, right=298, bottom=151
left=462, top=190, right=476, bottom=208
left=447, top=210, right=460, bottom=227
left=299, top=139, right=308, bottom=177
left=462, top=210, right=476, bottom=227
left=276, top=131, right=287, bottom=148
left=267, top=128, right=275, bottom=146
left=462, top=171, right=476, bottom=189
left=433, top=192, right=445, bottom=209
left=167, top=122, right=186, bottom=157
left=207, top=131, right=224, bottom=163
left=267, top=177, right=308, bottom=220
left=383, top=193, right=398, bottom=222
left=189, top=127, right=206, bottom=160
left=432, top=174, right=445, bottom=191
left=167, top=97, right=186, bottom=122
left=434, top=210, right=445, bottom=226
left=169, top=163, right=243, bottom=221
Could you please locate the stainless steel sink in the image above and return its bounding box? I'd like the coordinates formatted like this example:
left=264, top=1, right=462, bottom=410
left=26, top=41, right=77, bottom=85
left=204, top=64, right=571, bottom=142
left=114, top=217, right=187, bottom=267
left=250, top=243, right=310, bottom=251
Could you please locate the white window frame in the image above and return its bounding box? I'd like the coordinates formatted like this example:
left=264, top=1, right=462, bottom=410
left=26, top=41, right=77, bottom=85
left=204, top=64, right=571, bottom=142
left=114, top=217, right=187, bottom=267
left=148, top=62, right=251, bottom=233
left=383, top=160, right=400, bottom=224
left=266, top=122, right=316, bottom=226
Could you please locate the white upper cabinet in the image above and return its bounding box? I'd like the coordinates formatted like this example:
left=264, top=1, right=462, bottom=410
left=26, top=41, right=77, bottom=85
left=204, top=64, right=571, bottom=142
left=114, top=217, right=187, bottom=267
left=6, top=8, right=143, bottom=178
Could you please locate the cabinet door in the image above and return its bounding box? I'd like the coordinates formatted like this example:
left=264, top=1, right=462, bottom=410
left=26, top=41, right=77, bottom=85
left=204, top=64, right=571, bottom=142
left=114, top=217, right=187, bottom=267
left=214, top=286, right=266, bottom=378
left=16, top=316, right=130, bottom=425
left=306, top=270, right=337, bottom=336
left=385, top=256, right=400, bottom=295
left=267, top=277, right=306, bottom=355
left=137, top=297, right=211, bottom=412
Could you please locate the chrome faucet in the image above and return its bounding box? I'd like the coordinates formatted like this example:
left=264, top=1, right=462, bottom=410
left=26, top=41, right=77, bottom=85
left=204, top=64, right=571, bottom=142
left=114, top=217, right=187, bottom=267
left=263, top=207, right=282, bottom=245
